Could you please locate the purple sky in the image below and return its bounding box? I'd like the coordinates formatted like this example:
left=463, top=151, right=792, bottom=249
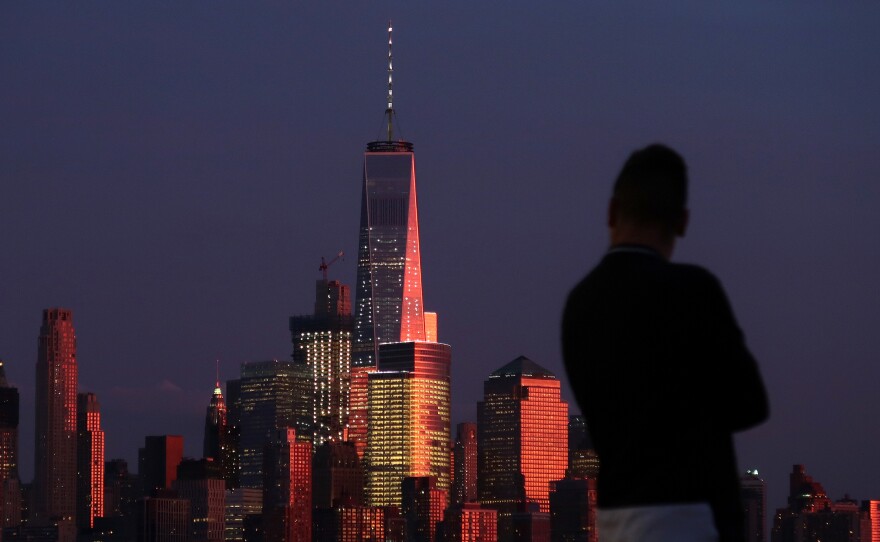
left=2, top=2, right=879, bottom=513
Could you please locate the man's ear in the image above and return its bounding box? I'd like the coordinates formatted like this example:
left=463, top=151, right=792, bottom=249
left=675, top=209, right=690, bottom=238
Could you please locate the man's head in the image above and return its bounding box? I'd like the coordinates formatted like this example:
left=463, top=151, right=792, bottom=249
left=609, top=144, right=689, bottom=244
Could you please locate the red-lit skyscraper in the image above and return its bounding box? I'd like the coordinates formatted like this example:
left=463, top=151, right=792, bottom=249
left=77, top=392, right=104, bottom=529
left=452, top=423, right=478, bottom=505
left=477, top=357, right=568, bottom=514
left=351, top=24, right=430, bottom=458
left=34, top=308, right=78, bottom=523
left=263, top=429, right=311, bottom=542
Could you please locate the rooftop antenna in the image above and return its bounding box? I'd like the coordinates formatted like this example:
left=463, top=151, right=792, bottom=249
left=215, top=359, right=220, bottom=389
left=385, top=20, right=394, bottom=142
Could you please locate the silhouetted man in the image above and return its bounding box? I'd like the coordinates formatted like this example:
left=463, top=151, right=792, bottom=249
left=562, top=144, right=768, bottom=542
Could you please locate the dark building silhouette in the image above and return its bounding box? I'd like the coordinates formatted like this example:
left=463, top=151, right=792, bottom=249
left=222, top=379, right=241, bottom=490
left=452, top=423, right=478, bottom=505
left=548, top=476, right=597, bottom=542
left=312, top=441, right=363, bottom=509
left=401, top=477, right=446, bottom=542
left=0, top=360, right=21, bottom=530
left=509, top=503, right=550, bottom=542
left=289, top=279, right=353, bottom=447
left=238, top=361, right=299, bottom=489
left=477, top=357, right=568, bottom=514
left=566, top=450, right=599, bottom=481
left=771, top=464, right=864, bottom=542
left=223, top=488, right=261, bottom=542
left=312, top=504, right=403, bottom=542
left=741, top=470, right=766, bottom=542
left=262, top=429, right=310, bottom=542
left=139, top=436, right=184, bottom=497
left=202, top=379, right=227, bottom=463
left=566, top=416, right=590, bottom=451
left=76, top=392, right=104, bottom=529
left=350, top=25, right=431, bottom=460
left=173, top=459, right=224, bottom=542
left=34, top=308, right=78, bottom=523
left=139, top=490, right=190, bottom=542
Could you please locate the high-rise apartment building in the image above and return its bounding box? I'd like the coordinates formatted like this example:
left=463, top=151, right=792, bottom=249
left=477, top=357, right=568, bottom=514
left=262, top=429, right=311, bottom=542
left=290, top=279, right=353, bottom=447
left=77, top=392, right=105, bottom=529
left=34, top=308, right=78, bottom=523
left=351, top=25, right=430, bottom=457
left=238, top=361, right=299, bottom=489
left=452, top=423, right=477, bottom=505
left=365, top=342, right=451, bottom=507
left=741, top=469, right=766, bottom=542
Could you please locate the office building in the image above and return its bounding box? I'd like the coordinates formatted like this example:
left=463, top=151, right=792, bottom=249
left=289, top=279, right=353, bottom=447
left=313, top=504, right=403, bottom=542
left=77, top=393, right=105, bottom=529
left=861, top=500, right=880, bottom=542
left=351, top=25, right=431, bottom=457
left=741, top=469, right=766, bottom=542
left=173, top=459, right=224, bottom=542
left=401, top=477, right=446, bottom=542
left=203, top=378, right=227, bottom=463
left=34, top=308, right=78, bottom=523
left=365, top=342, right=451, bottom=507
left=549, top=476, right=597, bottom=542
left=313, top=441, right=364, bottom=509
left=452, top=423, right=477, bottom=505
left=139, top=490, right=190, bottom=542
left=222, top=379, right=241, bottom=489
left=262, top=429, right=311, bottom=542
left=238, top=361, right=299, bottom=489
left=477, top=357, right=568, bottom=513
left=223, top=488, right=261, bottom=542
left=139, top=436, right=184, bottom=496
left=443, top=503, right=498, bottom=542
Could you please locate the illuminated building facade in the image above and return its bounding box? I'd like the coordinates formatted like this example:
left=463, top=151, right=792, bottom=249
left=238, top=361, right=298, bottom=489
left=351, top=25, right=430, bottom=458
left=477, top=357, right=568, bottom=514
left=741, top=470, right=765, bottom=542
left=77, top=392, right=105, bottom=529
left=366, top=342, right=451, bottom=507
left=290, top=279, right=353, bottom=447
left=549, top=476, right=598, bottom=542
left=452, top=423, right=478, bottom=505
left=34, top=308, right=78, bottom=523
left=313, top=504, right=403, bottom=542
left=861, top=500, right=880, bottom=542
left=262, top=429, right=311, bottom=542
left=443, top=503, right=498, bottom=542
left=402, top=477, right=447, bottom=542
left=139, top=436, right=184, bottom=496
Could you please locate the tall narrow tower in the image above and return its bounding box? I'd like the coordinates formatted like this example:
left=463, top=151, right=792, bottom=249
left=351, top=23, right=427, bottom=457
left=34, top=308, right=78, bottom=523
left=76, top=392, right=104, bottom=529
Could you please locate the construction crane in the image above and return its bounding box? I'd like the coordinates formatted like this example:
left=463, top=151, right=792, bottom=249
left=319, top=251, right=344, bottom=282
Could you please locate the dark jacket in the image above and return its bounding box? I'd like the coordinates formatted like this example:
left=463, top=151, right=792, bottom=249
left=562, top=245, right=769, bottom=541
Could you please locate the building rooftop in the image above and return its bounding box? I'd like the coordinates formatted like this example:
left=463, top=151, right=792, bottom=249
left=490, top=356, right=557, bottom=379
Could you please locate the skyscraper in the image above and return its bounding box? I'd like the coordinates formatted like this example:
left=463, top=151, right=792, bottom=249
left=173, top=459, right=225, bottom=542
left=203, top=376, right=227, bottom=463
left=351, top=24, right=429, bottom=457
left=741, top=469, right=766, bottom=542
left=452, top=423, right=477, bottom=505
left=477, top=357, right=568, bottom=514
left=237, top=360, right=299, bottom=489
left=34, top=308, right=78, bottom=523
left=139, top=435, right=184, bottom=496
left=289, top=279, right=353, bottom=447
left=77, top=392, right=105, bottom=529
left=365, top=342, right=451, bottom=507
left=262, top=429, right=311, bottom=542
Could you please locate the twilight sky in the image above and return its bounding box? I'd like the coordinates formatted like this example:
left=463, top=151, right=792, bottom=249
left=2, top=2, right=879, bottom=512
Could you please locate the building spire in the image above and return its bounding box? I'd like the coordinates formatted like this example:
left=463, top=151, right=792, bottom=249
left=385, top=20, right=394, bottom=141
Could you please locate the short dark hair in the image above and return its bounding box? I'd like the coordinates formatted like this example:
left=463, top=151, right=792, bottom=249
left=613, top=144, right=688, bottom=229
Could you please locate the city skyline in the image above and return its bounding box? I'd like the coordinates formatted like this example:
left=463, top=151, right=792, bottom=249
left=2, top=2, right=880, bottom=517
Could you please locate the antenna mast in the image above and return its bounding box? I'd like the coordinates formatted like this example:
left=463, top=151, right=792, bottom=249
left=385, top=21, right=394, bottom=141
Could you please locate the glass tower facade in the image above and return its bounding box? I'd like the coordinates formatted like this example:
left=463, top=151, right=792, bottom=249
left=365, top=342, right=451, bottom=508
left=477, top=356, right=568, bottom=513
left=351, top=143, right=428, bottom=457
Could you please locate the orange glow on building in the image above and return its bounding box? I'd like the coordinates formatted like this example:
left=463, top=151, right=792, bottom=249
left=477, top=357, right=568, bottom=513
left=365, top=342, right=451, bottom=507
